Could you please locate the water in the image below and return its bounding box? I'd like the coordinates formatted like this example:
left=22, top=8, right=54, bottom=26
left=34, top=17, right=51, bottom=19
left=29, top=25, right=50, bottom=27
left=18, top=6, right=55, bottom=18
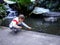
left=4, top=3, right=18, bottom=19
left=25, top=17, right=60, bottom=35
left=1, top=3, right=18, bottom=26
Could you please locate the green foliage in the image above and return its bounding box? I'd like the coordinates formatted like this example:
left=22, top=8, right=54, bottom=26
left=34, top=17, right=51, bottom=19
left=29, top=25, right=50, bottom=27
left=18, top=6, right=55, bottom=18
left=10, top=0, right=32, bottom=15
left=0, top=4, right=6, bottom=19
left=11, top=0, right=31, bottom=6
left=35, top=0, right=60, bottom=11
left=10, top=0, right=60, bottom=12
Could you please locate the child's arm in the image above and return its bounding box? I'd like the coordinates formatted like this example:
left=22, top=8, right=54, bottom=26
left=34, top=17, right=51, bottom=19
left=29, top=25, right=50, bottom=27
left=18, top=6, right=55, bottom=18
left=22, top=22, right=32, bottom=29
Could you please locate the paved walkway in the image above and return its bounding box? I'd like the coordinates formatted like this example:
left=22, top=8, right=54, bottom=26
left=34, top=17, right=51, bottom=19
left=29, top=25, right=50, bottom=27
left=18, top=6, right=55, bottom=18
left=0, top=27, right=60, bottom=45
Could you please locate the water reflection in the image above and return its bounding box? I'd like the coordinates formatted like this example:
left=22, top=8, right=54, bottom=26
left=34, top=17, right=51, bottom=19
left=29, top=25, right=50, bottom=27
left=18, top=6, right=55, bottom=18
left=25, top=17, right=60, bottom=35
left=44, top=17, right=57, bottom=22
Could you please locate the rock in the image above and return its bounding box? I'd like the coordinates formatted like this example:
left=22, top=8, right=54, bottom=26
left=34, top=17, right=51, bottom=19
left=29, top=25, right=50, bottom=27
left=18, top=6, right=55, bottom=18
left=44, top=12, right=60, bottom=17
left=32, top=7, right=50, bottom=14
left=1, top=18, right=13, bottom=27
left=44, top=17, right=57, bottom=22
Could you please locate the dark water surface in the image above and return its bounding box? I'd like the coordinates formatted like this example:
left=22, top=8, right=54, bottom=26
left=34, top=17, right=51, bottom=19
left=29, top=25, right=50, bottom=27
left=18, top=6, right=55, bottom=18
left=25, top=17, right=60, bottom=35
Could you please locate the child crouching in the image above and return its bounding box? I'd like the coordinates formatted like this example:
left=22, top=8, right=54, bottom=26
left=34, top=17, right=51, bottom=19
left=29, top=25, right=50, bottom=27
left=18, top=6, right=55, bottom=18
left=9, top=14, right=32, bottom=33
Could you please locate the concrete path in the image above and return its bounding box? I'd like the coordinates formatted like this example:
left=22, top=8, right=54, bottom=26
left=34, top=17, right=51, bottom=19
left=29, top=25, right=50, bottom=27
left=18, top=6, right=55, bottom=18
left=0, top=27, right=60, bottom=45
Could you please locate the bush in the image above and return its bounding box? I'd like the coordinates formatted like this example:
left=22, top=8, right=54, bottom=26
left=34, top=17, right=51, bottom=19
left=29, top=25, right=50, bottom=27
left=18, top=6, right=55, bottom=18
left=11, top=0, right=31, bottom=6
left=0, top=4, right=6, bottom=19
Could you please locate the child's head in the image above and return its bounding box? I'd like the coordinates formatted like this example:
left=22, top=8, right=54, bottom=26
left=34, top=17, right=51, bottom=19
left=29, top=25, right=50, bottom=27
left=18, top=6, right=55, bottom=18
left=18, top=14, right=25, bottom=22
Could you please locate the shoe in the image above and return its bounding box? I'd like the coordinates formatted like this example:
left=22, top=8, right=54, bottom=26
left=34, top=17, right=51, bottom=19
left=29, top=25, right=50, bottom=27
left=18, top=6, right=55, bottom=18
left=14, top=29, right=18, bottom=33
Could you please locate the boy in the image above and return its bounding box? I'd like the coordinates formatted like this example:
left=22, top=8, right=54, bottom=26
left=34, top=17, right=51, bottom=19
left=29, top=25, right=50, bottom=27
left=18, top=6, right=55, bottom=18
left=9, top=14, right=32, bottom=33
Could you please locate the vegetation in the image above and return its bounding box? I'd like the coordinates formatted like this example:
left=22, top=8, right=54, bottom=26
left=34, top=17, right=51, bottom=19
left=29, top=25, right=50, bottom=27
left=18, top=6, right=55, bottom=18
left=11, top=0, right=60, bottom=12
left=11, top=0, right=31, bottom=6
left=39, top=0, right=60, bottom=11
left=0, top=0, right=60, bottom=19
left=0, top=4, right=6, bottom=19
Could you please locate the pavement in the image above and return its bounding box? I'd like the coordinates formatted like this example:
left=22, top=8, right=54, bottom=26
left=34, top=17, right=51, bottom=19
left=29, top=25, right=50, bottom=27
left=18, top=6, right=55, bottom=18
left=0, top=27, right=60, bottom=45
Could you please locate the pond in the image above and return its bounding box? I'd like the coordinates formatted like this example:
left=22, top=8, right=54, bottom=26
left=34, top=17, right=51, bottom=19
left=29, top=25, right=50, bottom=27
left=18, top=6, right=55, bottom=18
left=25, top=16, right=60, bottom=35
